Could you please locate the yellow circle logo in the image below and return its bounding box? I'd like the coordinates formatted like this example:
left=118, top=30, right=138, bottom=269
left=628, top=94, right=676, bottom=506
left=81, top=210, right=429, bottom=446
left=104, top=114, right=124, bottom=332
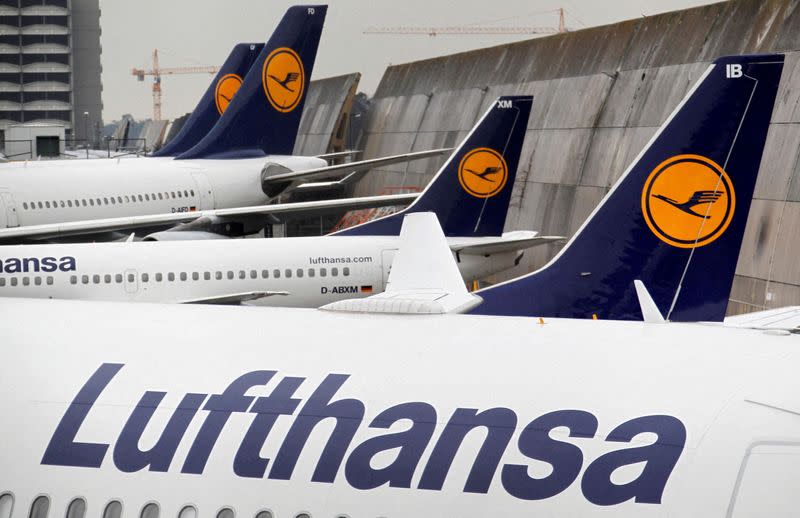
left=214, top=73, right=243, bottom=115
left=641, top=154, right=735, bottom=249
left=262, top=47, right=305, bottom=113
left=457, top=148, right=508, bottom=198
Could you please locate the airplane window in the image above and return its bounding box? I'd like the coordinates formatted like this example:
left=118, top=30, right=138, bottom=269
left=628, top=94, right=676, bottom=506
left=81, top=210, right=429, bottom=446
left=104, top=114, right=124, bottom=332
left=177, top=191, right=182, bottom=198
left=0, top=493, right=13, bottom=518
left=177, top=506, right=197, bottom=518
left=60, top=201, right=65, bottom=208
left=295, top=514, right=310, bottom=518
left=184, top=190, right=189, bottom=197
left=104, top=274, right=112, bottom=284
left=117, top=197, right=123, bottom=203
left=192, top=272, right=199, bottom=281
left=22, top=277, right=29, bottom=286
left=238, top=270, right=246, bottom=280
left=22, top=202, right=28, bottom=209
left=273, top=269, right=280, bottom=278
left=151, top=193, right=157, bottom=200
left=10, top=278, right=16, bottom=286
left=296, top=269, right=303, bottom=278
left=155, top=273, right=163, bottom=282
left=103, top=197, right=109, bottom=205
left=216, top=508, right=234, bottom=518
left=0, top=278, right=5, bottom=287
left=102, top=501, right=122, bottom=518
left=116, top=274, right=123, bottom=283
left=82, top=275, right=89, bottom=285
left=140, top=503, right=159, bottom=518
left=254, top=511, right=273, bottom=518
left=332, top=268, right=339, bottom=277
left=250, top=270, right=257, bottom=279
left=168, top=273, right=175, bottom=282
left=45, top=201, right=51, bottom=208
left=171, top=192, right=176, bottom=199
left=95, top=199, right=101, bottom=206
left=308, top=269, right=315, bottom=277
left=138, top=195, right=144, bottom=202
left=320, top=268, right=326, bottom=277
left=37, top=202, right=43, bottom=209
left=285, top=269, right=292, bottom=278
left=190, top=190, right=195, bottom=197
left=145, top=194, right=150, bottom=201
left=67, top=200, right=73, bottom=207
left=343, top=267, right=350, bottom=276
left=52, top=200, right=57, bottom=207
left=65, top=498, right=86, bottom=518
left=70, top=275, right=77, bottom=285
left=223, top=270, right=233, bottom=280
left=158, top=193, right=163, bottom=200
left=34, top=276, right=41, bottom=286
left=180, top=272, right=188, bottom=281
left=92, top=274, right=100, bottom=284
left=128, top=273, right=135, bottom=283
left=46, top=276, right=53, bottom=285
left=89, top=199, right=95, bottom=206
left=28, top=495, right=49, bottom=518
left=204, top=272, right=211, bottom=281
left=215, top=271, right=222, bottom=280
left=74, top=200, right=79, bottom=206
left=142, top=273, right=150, bottom=283
left=124, top=196, right=130, bottom=203
left=110, top=197, right=116, bottom=205
left=261, top=270, right=269, bottom=279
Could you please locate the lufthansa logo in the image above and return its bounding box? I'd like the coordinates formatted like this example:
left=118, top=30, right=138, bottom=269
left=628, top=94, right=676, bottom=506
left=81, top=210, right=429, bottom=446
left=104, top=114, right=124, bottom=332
left=641, top=154, right=735, bottom=249
left=457, top=148, right=508, bottom=198
left=262, top=47, right=305, bottom=113
left=214, top=73, right=243, bottom=115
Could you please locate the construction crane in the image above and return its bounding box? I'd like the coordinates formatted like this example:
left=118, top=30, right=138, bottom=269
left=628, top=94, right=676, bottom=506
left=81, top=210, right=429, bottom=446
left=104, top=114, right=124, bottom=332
left=364, top=7, right=572, bottom=37
left=132, top=49, right=219, bottom=121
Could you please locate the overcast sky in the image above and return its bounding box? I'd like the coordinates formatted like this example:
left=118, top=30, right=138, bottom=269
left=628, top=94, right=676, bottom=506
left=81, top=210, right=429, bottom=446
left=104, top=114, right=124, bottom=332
left=99, top=0, right=718, bottom=122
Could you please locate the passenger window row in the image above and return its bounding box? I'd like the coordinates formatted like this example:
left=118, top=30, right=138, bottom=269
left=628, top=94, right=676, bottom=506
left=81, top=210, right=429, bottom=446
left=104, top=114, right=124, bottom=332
left=66, top=267, right=351, bottom=285
left=21, top=190, right=195, bottom=211
left=0, top=276, right=53, bottom=287
left=0, top=492, right=354, bottom=518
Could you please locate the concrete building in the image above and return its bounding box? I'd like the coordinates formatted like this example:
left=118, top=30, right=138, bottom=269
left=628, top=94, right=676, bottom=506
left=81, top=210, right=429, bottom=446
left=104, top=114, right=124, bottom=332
left=0, top=0, right=102, bottom=148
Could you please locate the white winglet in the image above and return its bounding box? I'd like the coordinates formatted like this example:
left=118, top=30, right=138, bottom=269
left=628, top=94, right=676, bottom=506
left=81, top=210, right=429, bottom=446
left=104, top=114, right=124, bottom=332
left=321, top=212, right=482, bottom=314
left=634, top=280, right=666, bottom=324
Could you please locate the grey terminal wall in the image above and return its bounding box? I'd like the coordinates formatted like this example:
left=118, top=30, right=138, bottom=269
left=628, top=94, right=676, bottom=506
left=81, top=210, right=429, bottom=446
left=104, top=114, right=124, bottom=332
left=353, top=0, right=800, bottom=315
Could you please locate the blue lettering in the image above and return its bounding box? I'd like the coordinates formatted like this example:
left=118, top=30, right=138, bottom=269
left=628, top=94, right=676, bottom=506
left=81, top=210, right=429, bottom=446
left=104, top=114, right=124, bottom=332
left=41, top=363, right=123, bottom=467
left=59, top=256, right=76, bottom=272
left=5, top=258, right=19, bottom=273
left=345, top=402, right=436, bottom=489
left=234, top=376, right=305, bottom=478
left=113, top=392, right=207, bottom=472
left=581, top=415, right=687, bottom=505
left=22, top=257, right=39, bottom=272
left=501, top=410, right=597, bottom=500
left=181, top=370, right=275, bottom=475
left=41, top=256, right=57, bottom=273
left=269, top=374, right=364, bottom=483
left=419, top=407, right=517, bottom=493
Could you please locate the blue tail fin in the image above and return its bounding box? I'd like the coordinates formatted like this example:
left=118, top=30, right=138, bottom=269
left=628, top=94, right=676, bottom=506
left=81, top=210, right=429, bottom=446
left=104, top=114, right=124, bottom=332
left=177, top=6, right=326, bottom=160
left=334, top=96, right=532, bottom=237
left=153, top=43, right=264, bottom=157
left=472, top=55, right=784, bottom=322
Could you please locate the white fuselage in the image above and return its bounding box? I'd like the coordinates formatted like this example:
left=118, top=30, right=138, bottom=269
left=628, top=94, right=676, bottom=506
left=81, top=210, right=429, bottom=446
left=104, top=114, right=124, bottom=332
left=0, top=236, right=520, bottom=305
left=0, top=298, right=797, bottom=517
left=0, top=155, right=325, bottom=229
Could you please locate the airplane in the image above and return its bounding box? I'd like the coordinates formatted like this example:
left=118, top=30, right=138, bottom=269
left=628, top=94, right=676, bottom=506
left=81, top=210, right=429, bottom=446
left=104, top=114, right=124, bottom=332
left=463, top=53, right=784, bottom=322
left=0, top=5, right=448, bottom=243
left=0, top=96, right=563, bottom=305
left=0, top=213, right=797, bottom=516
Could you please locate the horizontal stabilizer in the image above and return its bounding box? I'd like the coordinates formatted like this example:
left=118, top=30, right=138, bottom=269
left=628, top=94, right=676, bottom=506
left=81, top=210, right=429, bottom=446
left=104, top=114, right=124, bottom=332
left=724, top=306, right=800, bottom=333
left=450, top=231, right=565, bottom=255
left=263, top=148, right=452, bottom=185
left=322, top=212, right=482, bottom=314
left=0, top=193, right=418, bottom=242
left=181, top=291, right=288, bottom=305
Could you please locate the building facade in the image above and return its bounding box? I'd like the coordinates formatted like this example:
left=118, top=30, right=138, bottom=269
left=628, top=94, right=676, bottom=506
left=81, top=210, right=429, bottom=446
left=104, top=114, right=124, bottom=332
left=0, top=0, right=101, bottom=147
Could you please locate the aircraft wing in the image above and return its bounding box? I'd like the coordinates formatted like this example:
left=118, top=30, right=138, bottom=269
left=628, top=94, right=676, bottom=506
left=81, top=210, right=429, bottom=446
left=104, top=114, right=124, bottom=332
left=263, top=148, right=452, bottom=186
left=181, top=291, right=289, bottom=305
left=724, top=306, right=800, bottom=333
left=322, top=212, right=483, bottom=315
left=0, top=193, right=418, bottom=243
left=448, top=231, right=566, bottom=255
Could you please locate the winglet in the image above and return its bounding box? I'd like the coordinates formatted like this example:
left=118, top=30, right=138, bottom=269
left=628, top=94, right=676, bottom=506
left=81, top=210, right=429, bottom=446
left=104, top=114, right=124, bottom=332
left=634, top=280, right=666, bottom=324
left=321, top=212, right=482, bottom=314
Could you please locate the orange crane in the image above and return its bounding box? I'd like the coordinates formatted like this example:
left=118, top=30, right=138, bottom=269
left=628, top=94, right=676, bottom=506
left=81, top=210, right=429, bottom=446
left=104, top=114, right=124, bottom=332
left=364, top=7, right=572, bottom=37
left=132, top=49, right=219, bottom=121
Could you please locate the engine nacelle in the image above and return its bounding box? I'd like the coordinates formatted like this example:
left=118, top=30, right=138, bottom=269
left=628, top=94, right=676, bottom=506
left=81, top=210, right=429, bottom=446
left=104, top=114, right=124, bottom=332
left=142, top=231, right=231, bottom=242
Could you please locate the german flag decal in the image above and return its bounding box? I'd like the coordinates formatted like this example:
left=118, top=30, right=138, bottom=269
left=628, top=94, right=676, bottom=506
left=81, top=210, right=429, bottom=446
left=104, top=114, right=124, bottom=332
left=360, top=285, right=373, bottom=293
